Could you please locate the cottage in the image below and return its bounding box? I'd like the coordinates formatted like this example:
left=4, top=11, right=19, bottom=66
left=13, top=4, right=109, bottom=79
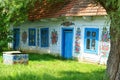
left=13, top=0, right=110, bottom=64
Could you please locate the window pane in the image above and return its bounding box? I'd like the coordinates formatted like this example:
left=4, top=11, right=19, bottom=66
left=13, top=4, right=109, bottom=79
left=91, top=39, right=95, bottom=50
left=87, top=31, right=91, bottom=37
left=41, top=28, right=49, bottom=47
left=86, top=39, right=90, bottom=49
left=29, top=29, right=36, bottom=46
left=92, top=32, right=96, bottom=37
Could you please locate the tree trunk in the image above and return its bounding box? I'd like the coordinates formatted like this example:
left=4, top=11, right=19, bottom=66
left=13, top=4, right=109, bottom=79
left=107, top=16, right=120, bottom=80
left=107, top=39, right=120, bottom=80
left=96, top=1, right=120, bottom=80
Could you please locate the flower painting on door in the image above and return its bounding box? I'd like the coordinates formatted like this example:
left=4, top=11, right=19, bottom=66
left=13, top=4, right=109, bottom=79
left=51, top=29, right=58, bottom=45
left=75, top=28, right=81, bottom=53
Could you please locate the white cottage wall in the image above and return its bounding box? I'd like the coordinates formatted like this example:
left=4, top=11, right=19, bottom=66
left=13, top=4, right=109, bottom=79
left=73, top=16, right=110, bottom=63
left=13, top=16, right=110, bottom=64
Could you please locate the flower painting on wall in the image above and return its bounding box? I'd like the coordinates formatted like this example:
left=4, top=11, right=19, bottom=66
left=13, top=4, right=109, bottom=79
left=75, top=28, right=81, bottom=53
left=22, top=31, right=27, bottom=44
left=101, top=27, right=110, bottom=42
left=51, top=29, right=58, bottom=45
left=101, top=27, right=110, bottom=57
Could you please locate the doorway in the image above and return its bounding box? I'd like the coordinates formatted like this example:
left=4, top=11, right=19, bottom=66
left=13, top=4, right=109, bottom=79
left=62, top=28, right=73, bottom=59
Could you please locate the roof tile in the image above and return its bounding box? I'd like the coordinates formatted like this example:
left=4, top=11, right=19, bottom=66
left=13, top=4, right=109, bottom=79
left=28, top=0, right=107, bottom=21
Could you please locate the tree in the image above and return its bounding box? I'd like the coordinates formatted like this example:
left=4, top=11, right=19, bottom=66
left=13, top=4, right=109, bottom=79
left=0, top=0, right=37, bottom=51
left=96, top=0, right=120, bottom=80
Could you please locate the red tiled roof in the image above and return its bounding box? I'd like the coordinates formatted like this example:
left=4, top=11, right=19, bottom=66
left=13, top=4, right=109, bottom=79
left=28, top=0, right=107, bottom=21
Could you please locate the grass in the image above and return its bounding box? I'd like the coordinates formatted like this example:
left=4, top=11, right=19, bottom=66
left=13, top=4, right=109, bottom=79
left=0, top=53, right=106, bottom=80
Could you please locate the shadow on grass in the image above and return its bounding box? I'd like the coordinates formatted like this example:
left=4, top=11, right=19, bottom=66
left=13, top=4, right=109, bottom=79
left=0, top=69, right=106, bottom=80
left=29, top=53, right=62, bottom=61
left=29, top=53, right=75, bottom=62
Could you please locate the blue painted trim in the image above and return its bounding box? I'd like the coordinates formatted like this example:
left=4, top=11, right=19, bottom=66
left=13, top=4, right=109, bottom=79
left=28, top=28, right=36, bottom=46
left=40, top=28, right=49, bottom=47
left=84, top=28, right=99, bottom=54
left=37, top=29, right=40, bottom=46
left=61, top=28, right=74, bottom=58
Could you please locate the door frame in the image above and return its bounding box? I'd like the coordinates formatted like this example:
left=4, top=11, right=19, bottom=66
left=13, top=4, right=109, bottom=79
left=61, top=28, right=74, bottom=58
left=13, top=28, right=20, bottom=50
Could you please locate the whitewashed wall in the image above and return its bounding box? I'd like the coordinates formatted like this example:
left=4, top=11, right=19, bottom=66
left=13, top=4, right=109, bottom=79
left=14, top=16, right=110, bottom=64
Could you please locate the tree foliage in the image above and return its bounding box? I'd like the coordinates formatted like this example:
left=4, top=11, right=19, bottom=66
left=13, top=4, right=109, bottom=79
left=0, top=0, right=37, bottom=51
left=97, top=0, right=120, bottom=39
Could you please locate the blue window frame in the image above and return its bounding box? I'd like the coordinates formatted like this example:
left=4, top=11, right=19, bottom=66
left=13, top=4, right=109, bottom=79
left=84, top=28, right=99, bottom=54
left=40, top=28, right=49, bottom=47
left=37, top=29, right=40, bottom=46
left=28, top=28, right=36, bottom=46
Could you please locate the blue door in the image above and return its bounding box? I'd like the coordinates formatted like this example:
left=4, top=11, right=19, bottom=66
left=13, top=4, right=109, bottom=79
left=62, top=29, right=73, bottom=59
left=84, top=28, right=99, bottom=54
left=13, top=28, right=20, bottom=50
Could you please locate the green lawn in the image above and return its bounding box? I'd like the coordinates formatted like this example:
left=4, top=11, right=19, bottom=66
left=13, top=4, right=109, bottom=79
left=0, top=53, right=106, bottom=80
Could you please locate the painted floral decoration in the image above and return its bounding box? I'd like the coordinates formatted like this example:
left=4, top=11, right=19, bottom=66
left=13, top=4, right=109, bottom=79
left=51, top=29, right=58, bottom=44
left=75, top=28, right=81, bottom=53
left=61, top=21, right=75, bottom=26
left=101, top=27, right=110, bottom=42
left=22, top=31, right=27, bottom=44
left=101, top=27, right=110, bottom=57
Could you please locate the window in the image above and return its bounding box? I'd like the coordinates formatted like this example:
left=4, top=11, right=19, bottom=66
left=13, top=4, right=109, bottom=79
left=84, top=28, right=99, bottom=54
left=28, top=28, right=36, bottom=46
left=40, top=28, right=49, bottom=47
